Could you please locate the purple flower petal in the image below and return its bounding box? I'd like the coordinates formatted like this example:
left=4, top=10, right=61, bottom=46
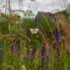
left=32, top=47, right=37, bottom=56
left=53, top=28, right=60, bottom=42
left=53, top=28, right=64, bottom=48
left=41, top=47, right=46, bottom=63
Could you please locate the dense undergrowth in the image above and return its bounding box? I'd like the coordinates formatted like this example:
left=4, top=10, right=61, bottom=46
left=0, top=11, right=70, bottom=70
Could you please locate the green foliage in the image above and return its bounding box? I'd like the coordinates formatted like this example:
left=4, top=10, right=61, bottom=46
left=0, top=12, right=70, bottom=70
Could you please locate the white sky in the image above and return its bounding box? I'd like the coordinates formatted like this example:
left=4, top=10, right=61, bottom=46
left=0, top=0, right=70, bottom=13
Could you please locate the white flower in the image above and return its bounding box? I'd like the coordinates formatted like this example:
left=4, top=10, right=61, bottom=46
left=30, top=28, right=39, bottom=34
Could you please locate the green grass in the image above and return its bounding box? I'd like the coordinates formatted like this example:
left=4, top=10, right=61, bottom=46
left=0, top=12, right=70, bottom=70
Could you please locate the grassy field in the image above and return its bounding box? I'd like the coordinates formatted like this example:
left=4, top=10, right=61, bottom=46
left=0, top=11, right=70, bottom=70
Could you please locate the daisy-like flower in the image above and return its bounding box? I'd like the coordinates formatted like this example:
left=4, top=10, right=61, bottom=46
left=30, top=28, right=39, bottom=34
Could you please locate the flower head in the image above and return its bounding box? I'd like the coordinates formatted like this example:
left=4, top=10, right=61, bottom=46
left=32, top=47, right=37, bottom=56
left=41, top=47, right=46, bottom=63
left=53, top=28, right=60, bottom=48
left=53, top=28, right=60, bottom=42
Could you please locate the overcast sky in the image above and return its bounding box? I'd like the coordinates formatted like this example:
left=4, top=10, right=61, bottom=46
left=0, top=0, right=70, bottom=13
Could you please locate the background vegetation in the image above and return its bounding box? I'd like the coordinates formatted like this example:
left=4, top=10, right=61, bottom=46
left=0, top=11, right=70, bottom=70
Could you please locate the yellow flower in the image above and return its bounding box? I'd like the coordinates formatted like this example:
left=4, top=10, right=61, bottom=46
left=21, top=64, right=27, bottom=70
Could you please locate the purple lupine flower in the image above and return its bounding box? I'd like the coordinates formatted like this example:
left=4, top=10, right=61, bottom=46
left=53, top=28, right=60, bottom=42
left=53, top=28, right=64, bottom=48
left=53, top=28, right=60, bottom=48
left=31, top=47, right=37, bottom=56
left=41, top=47, right=46, bottom=64
left=40, top=47, right=47, bottom=70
